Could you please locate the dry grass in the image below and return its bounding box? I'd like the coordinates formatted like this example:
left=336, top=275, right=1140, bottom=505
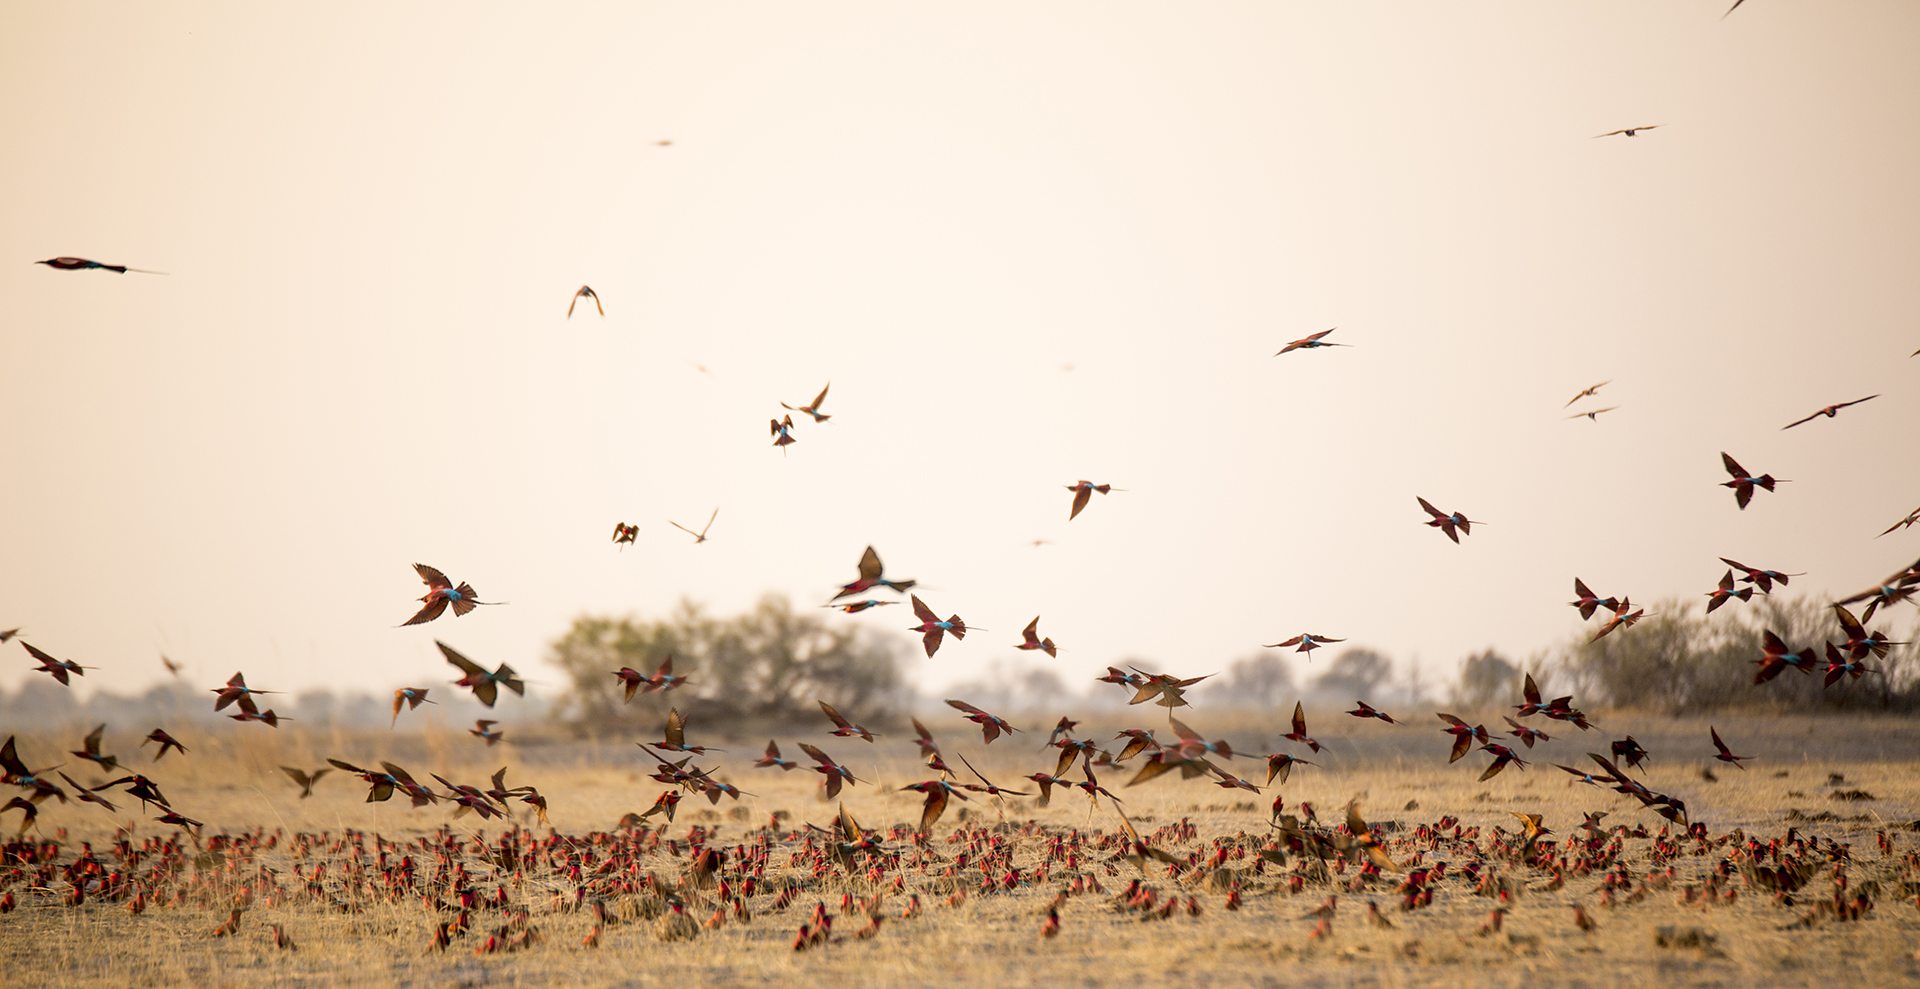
left=2, top=711, right=1918, bottom=988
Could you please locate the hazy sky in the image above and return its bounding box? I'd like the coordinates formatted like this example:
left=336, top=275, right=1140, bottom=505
left=3, top=2, right=1917, bottom=704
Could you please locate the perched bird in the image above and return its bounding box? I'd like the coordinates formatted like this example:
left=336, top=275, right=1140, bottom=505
left=35, top=256, right=165, bottom=274
left=21, top=642, right=91, bottom=685
left=1709, top=727, right=1749, bottom=769
left=567, top=285, right=603, bottom=318
left=438, top=641, right=525, bottom=707
left=1015, top=617, right=1057, bottom=657
left=1719, top=452, right=1786, bottom=510
left=669, top=508, right=718, bottom=544
left=946, top=699, right=1018, bottom=743
left=1264, top=633, right=1344, bottom=659
left=1594, top=125, right=1661, bottom=138
left=142, top=729, right=186, bottom=761
left=280, top=766, right=331, bottom=799
left=391, top=687, right=435, bottom=727
left=1782, top=395, right=1877, bottom=430
left=781, top=383, right=832, bottom=423
left=831, top=546, right=916, bottom=601
left=1064, top=480, right=1119, bottom=520
left=906, top=595, right=969, bottom=658
left=1273, top=328, right=1348, bottom=355
left=400, top=564, right=500, bottom=626
left=1417, top=497, right=1480, bottom=543
left=819, top=701, right=880, bottom=743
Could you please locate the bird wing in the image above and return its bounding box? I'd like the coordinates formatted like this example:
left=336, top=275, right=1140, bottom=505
left=819, top=701, right=851, bottom=729
left=436, top=641, right=484, bottom=678
left=413, top=563, right=452, bottom=590
left=665, top=708, right=687, bottom=747
left=857, top=546, right=883, bottom=582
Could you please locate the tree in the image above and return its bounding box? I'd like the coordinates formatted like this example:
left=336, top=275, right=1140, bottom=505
left=1452, top=650, right=1520, bottom=709
left=1309, top=648, right=1392, bottom=701
left=549, top=594, right=910, bottom=732
left=1220, top=652, right=1295, bottom=709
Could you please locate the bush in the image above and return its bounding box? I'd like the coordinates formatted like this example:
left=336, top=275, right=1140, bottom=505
left=548, top=594, right=910, bottom=733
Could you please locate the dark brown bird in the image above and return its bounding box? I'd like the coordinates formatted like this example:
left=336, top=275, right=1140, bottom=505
left=142, top=729, right=186, bottom=761
left=280, top=766, right=331, bottom=798
left=1783, top=395, right=1877, bottom=430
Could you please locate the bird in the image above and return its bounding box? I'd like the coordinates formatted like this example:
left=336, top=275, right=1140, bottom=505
left=70, top=725, right=119, bottom=773
left=142, top=729, right=186, bottom=761
left=1564, top=381, right=1610, bottom=406
left=669, top=508, right=718, bottom=543
left=438, top=642, right=525, bottom=707
left=21, top=643, right=91, bottom=685
left=1753, top=630, right=1818, bottom=684
left=781, top=383, right=832, bottom=423
left=652, top=707, right=725, bottom=753
left=1704, top=571, right=1753, bottom=614
left=1436, top=714, right=1489, bottom=763
left=771, top=415, right=797, bottom=451
left=1719, top=453, right=1786, bottom=510
left=797, top=743, right=862, bottom=799
left=567, top=285, right=603, bottom=318
left=900, top=778, right=968, bottom=832
left=1569, top=578, right=1623, bottom=621
left=391, top=687, right=434, bottom=727
left=1782, top=395, right=1877, bottom=430
left=1566, top=406, right=1617, bottom=422
left=35, top=256, right=165, bottom=274
left=955, top=751, right=1030, bottom=799
left=280, top=766, right=331, bottom=799
left=210, top=671, right=277, bottom=712
left=906, top=595, right=969, bottom=657
left=611, top=522, right=639, bottom=548
left=819, top=701, right=880, bottom=743
left=1718, top=557, right=1803, bottom=594
left=470, top=720, right=504, bottom=745
left=1878, top=506, right=1920, bottom=537
left=1015, top=617, right=1057, bottom=657
left=1590, top=601, right=1647, bottom=642
left=1273, top=328, right=1348, bottom=355
left=1594, top=125, right=1661, bottom=138
left=1709, top=727, right=1749, bottom=770
left=1346, top=701, right=1399, bottom=725
left=1264, top=752, right=1314, bottom=786
left=1723, top=0, right=1747, bottom=17
left=1264, top=633, right=1344, bottom=659
left=400, top=564, right=501, bottom=626
left=946, top=699, right=1018, bottom=743
left=1065, top=480, right=1119, bottom=520
left=1417, top=497, right=1480, bottom=543
left=830, top=546, right=916, bottom=601
left=1478, top=744, right=1528, bottom=781
left=1284, top=702, right=1323, bottom=753
left=753, top=741, right=799, bottom=771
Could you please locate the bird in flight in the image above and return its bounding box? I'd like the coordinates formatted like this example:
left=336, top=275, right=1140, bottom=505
left=21, top=643, right=91, bottom=685
left=437, top=641, right=525, bottom=707
left=1564, top=381, right=1610, bottom=406
left=1566, top=407, right=1617, bottom=422
left=831, top=545, right=916, bottom=601
left=1273, top=328, right=1349, bottom=356
left=1594, top=125, right=1661, bottom=138
left=1782, top=395, right=1877, bottom=430
left=1417, top=497, right=1481, bottom=543
left=669, top=508, right=718, bottom=543
left=907, top=595, right=969, bottom=657
left=35, top=256, right=165, bottom=274
left=771, top=415, right=797, bottom=452
left=1015, top=617, right=1057, bottom=657
left=1704, top=570, right=1754, bottom=614
left=1719, top=557, right=1802, bottom=594
left=1719, top=453, right=1786, bottom=510
left=1709, top=727, right=1749, bottom=769
left=1569, top=578, right=1623, bottom=621
left=1264, top=633, right=1344, bottom=659
left=781, top=384, right=832, bottom=424
left=1065, top=480, right=1120, bottom=520
left=400, top=564, right=500, bottom=626
left=567, top=285, right=603, bottom=318
left=819, top=700, right=880, bottom=743
left=611, top=522, right=638, bottom=548
left=1879, top=506, right=1920, bottom=537
left=391, top=687, right=434, bottom=727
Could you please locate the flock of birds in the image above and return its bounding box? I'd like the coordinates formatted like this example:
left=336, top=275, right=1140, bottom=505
left=9, top=2, right=1920, bottom=963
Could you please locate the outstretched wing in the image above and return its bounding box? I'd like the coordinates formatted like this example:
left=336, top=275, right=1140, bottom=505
left=413, top=563, right=452, bottom=590
left=436, top=641, right=484, bottom=678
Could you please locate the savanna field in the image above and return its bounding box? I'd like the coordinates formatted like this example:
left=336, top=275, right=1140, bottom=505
left=3, top=707, right=1918, bottom=989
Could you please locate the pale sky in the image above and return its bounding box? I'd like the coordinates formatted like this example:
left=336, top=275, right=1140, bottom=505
left=3, top=2, right=1917, bottom=703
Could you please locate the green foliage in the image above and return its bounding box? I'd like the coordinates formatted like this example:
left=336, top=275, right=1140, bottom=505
left=1546, top=595, right=1918, bottom=713
left=548, top=594, right=909, bottom=732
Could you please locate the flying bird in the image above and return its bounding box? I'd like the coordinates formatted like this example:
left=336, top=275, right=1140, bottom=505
left=669, top=508, right=718, bottom=543
left=35, top=256, right=165, bottom=274
left=1709, top=727, right=1749, bottom=769
left=1264, top=633, right=1344, bottom=658
left=400, top=564, right=500, bottom=626
left=210, top=671, right=277, bottom=712
left=1274, top=328, right=1348, bottom=355
left=1594, top=125, right=1661, bottom=138
left=1878, top=506, right=1920, bottom=537
left=391, top=687, right=434, bottom=727
left=1065, top=480, right=1120, bottom=520
left=142, top=729, right=186, bottom=761
left=1782, top=395, right=1877, bottom=430
left=437, top=641, right=525, bottom=707
left=1284, top=702, right=1322, bottom=752
left=1014, top=616, right=1058, bottom=657
left=1719, top=453, right=1786, bottom=510
left=21, top=643, right=90, bottom=685
left=1566, top=407, right=1617, bottom=422
left=1718, top=557, right=1802, bottom=594
left=1564, top=381, right=1610, bottom=406
left=280, top=766, right=331, bottom=799
left=1417, top=497, right=1480, bottom=543
left=906, top=595, right=969, bottom=658
left=470, top=720, right=504, bottom=745
left=781, top=383, right=832, bottom=423
left=797, top=743, right=862, bottom=799
left=947, top=699, right=1018, bottom=743
left=567, top=285, right=603, bottom=318
left=819, top=701, right=880, bottom=743
left=830, top=546, right=916, bottom=601
left=611, top=522, right=638, bottom=548
left=771, top=415, right=797, bottom=451
left=1704, top=571, right=1753, bottom=614
left=1569, top=578, right=1623, bottom=621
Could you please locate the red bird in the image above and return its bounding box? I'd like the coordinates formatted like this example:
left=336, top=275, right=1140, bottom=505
left=1436, top=714, right=1489, bottom=763
left=946, top=699, right=1018, bottom=744
left=1064, top=480, right=1120, bottom=520
left=1274, top=327, right=1349, bottom=355
left=1015, top=617, right=1057, bottom=657
left=1719, top=557, right=1803, bottom=594
left=1284, top=702, right=1323, bottom=753
left=1417, top=496, right=1480, bottom=543
left=1264, top=633, right=1344, bottom=658
left=1569, top=578, right=1622, bottom=621
left=400, top=563, right=500, bottom=626
left=1704, top=570, right=1753, bottom=614
left=21, top=643, right=91, bottom=685
left=1709, top=727, right=1750, bottom=769
left=1782, top=394, right=1876, bottom=430
left=819, top=701, right=880, bottom=743
left=1719, top=452, right=1786, bottom=510
left=1346, top=701, right=1399, bottom=725
left=906, top=596, right=969, bottom=657
left=1753, top=630, right=1818, bottom=684
left=797, top=743, right=862, bottom=799
left=830, top=546, right=916, bottom=601
left=754, top=740, right=799, bottom=771
left=142, top=729, right=187, bottom=761
left=1478, top=744, right=1528, bottom=781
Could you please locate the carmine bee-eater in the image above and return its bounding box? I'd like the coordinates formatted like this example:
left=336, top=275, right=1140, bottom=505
left=400, top=564, right=501, bottom=626
left=831, top=545, right=916, bottom=601
left=36, top=256, right=165, bottom=274
left=907, top=595, right=969, bottom=657
left=1065, top=480, right=1120, bottom=520
left=1417, top=497, right=1481, bottom=543
left=1719, top=452, right=1786, bottom=510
